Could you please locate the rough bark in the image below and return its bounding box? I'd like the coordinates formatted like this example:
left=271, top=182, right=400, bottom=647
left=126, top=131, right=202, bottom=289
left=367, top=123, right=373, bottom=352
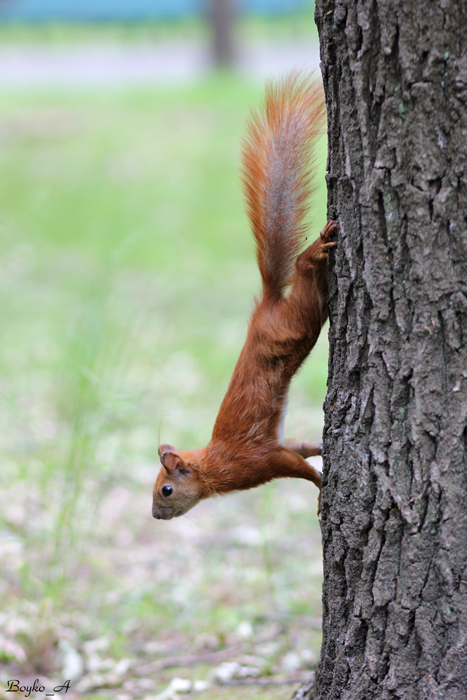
left=308, top=1, right=467, bottom=699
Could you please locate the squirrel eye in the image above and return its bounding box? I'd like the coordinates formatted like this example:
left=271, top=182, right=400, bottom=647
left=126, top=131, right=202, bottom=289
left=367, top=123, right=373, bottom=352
left=162, top=485, right=173, bottom=498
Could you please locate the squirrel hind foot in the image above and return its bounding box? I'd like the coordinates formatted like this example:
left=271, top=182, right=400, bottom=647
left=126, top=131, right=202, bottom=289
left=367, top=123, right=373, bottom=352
left=320, top=219, right=339, bottom=243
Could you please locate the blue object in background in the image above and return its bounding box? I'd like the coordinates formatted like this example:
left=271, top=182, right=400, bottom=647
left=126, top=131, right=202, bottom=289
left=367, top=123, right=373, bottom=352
left=0, top=0, right=309, bottom=21
left=241, top=0, right=306, bottom=11
left=0, top=0, right=201, bottom=20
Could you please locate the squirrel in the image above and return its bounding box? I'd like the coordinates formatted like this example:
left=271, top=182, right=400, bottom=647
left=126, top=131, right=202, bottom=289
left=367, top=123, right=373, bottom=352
left=152, top=74, right=337, bottom=521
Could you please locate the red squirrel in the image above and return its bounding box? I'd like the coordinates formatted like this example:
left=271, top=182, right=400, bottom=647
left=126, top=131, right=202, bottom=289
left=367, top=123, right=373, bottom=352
left=152, top=74, right=337, bottom=520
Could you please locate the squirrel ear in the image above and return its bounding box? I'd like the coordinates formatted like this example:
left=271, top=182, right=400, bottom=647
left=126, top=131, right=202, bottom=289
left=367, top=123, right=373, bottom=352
left=159, top=444, right=180, bottom=472
left=159, top=444, right=191, bottom=475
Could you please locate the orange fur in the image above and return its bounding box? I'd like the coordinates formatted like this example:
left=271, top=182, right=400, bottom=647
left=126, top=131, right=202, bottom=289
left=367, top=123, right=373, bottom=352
left=152, top=74, right=337, bottom=521
left=241, top=75, right=326, bottom=297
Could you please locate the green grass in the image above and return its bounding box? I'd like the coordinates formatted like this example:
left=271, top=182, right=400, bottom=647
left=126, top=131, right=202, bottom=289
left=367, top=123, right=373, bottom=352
left=0, top=74, right=327, bottom=695
left=0, top=12, right=318, bottom=45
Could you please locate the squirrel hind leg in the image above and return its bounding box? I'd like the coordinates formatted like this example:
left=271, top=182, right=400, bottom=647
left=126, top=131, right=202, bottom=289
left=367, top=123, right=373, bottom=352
left=320, top=219, right=339, bottom=243
left=315, top=219, right=339, bottom=261
left=297, top=219, right=339, bottom=268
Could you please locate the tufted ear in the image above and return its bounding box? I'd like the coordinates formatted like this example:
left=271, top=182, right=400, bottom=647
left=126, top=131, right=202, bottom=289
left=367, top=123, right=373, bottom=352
left=159, top=444, right=191, bottom=475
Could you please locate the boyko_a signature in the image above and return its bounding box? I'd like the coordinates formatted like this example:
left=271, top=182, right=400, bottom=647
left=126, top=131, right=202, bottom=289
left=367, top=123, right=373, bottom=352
left=5, top=679, right=71, bottom=697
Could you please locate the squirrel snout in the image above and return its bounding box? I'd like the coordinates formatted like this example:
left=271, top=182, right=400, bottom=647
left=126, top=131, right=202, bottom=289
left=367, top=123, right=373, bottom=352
left=152, top=510, right=170, bottom=520
left=152, top=504, right=168, bottom=520
left=152, top=504, right=176, bottom=520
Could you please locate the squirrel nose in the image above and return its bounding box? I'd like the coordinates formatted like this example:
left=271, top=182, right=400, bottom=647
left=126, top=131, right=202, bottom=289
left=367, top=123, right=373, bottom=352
left=152, top=508, right=162, bottom=519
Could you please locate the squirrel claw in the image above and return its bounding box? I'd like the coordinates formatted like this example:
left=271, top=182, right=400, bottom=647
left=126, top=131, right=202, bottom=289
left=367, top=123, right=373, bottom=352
left=320, top=220, right=339, bottom=244
left=320, top=241, right=337, bottom=251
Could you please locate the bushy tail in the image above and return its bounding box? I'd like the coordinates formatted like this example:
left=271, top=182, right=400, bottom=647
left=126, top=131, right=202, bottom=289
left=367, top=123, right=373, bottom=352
left=240, top=74, right=326, bottom=297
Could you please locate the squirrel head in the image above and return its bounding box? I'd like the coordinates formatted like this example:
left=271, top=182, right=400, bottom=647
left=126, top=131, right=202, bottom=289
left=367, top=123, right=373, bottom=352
left=152, top=444, right=205, bottom=520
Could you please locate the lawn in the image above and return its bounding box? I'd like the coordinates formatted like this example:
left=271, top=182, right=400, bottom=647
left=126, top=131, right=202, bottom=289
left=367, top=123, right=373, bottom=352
left=0, top=69, right=328, bottom=699
left=0, top=14, right=319, bottom=45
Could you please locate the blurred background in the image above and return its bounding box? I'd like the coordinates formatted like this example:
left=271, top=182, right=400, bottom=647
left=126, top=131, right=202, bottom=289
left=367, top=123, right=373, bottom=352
left=0, top=2, right=327, bottom=699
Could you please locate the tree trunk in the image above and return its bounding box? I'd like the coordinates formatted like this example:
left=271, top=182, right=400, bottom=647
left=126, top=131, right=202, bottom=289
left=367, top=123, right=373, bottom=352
left=209, top=0, right=236, bottom=68
left=308, top=1, right=467, bottom=699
